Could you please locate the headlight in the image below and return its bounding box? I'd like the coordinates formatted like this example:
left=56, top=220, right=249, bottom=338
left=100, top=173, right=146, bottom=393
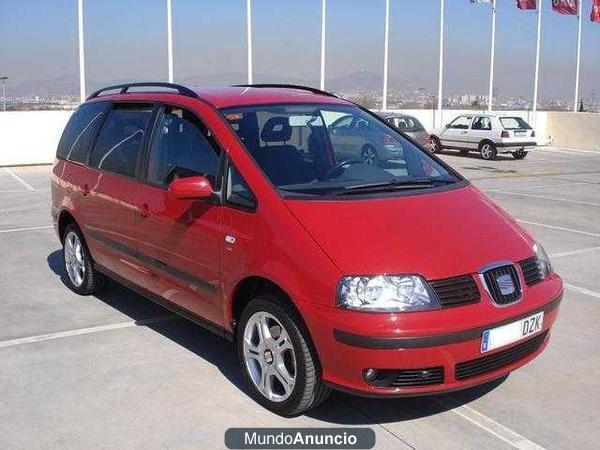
left=337, top=275, right=441, bottom=312
left=533, top=242, right=553, bottom=279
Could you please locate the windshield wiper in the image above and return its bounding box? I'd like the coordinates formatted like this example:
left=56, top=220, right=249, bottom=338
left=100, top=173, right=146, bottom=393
left=330, top=178, right=455, bottom=196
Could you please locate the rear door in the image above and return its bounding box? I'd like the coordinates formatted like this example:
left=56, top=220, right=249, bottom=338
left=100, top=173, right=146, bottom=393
left=440, top=115, right=473, bottom=149
left=82, top=102, right=155, bottom=284
left=133, top=104, right=224, bottom=325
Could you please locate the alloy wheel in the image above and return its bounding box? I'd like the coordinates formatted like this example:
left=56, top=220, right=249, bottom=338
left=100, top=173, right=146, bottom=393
left=64, top=230, right=86, bottom=287
left=361, top=146, right=377, bottom=165
left=243, top=311, right=297, bottom=402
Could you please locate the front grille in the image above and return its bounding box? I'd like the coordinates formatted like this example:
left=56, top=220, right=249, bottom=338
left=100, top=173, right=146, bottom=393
left=430, top=275, right=480, bottom=307
left=455, top=331, right=547, bottom=380
left=392, top=367, right=444, bottom=387
left=482, top=264, right=521, bottom=305
left=520, top=256, right=543, bottom=286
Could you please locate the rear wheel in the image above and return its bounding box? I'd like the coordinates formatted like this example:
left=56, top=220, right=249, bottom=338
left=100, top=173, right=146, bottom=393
left=62, top=223, right=106, bottom=295
left=237, top=295, right=331, bottom=416
left=479, top=141, right=497, bottom=160
left=430, top=136, right=442, bottom=153
left=512, top=150, right=528, bottom=160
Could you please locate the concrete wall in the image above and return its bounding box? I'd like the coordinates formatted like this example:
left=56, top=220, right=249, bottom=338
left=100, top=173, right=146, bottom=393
left=0, top=111, right=72, bottom=166
left=546, top=112, right=600, bottom=151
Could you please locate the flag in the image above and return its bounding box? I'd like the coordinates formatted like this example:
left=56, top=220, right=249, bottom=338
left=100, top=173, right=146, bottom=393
left=516, top=0, right=536, bottom=10
left=552, top=0, right=578, bottom=15
left=592, top=0, right=600, bottom=22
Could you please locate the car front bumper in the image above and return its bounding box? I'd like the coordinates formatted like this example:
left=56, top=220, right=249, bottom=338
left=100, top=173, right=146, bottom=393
left=300, top=274, right=562, bottom=397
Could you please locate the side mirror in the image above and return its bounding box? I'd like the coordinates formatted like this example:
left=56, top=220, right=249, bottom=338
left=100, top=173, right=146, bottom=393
left=169, top=176, right=213, bottom=200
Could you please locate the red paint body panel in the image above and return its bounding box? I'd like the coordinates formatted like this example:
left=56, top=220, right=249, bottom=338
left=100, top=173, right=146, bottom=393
left=52, top=87, right=563, bottom=398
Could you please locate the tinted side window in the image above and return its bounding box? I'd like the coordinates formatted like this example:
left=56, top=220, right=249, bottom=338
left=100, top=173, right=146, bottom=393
left=56, top=102, right=109, bottom=163
left=147, top=106, right=221, bottom=187
left=226, top=164, right=256, bottom=211
left=89, top=105, right=153, bottom=178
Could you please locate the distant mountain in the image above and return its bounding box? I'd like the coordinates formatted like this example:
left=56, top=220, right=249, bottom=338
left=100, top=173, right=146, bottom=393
left=9, top=69, right=436, bottom=98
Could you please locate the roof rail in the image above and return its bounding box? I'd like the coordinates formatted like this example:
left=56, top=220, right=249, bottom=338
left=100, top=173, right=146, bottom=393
left=231, top=84, right=338, bottom=98
left=87, top=82, right=198, bottom=100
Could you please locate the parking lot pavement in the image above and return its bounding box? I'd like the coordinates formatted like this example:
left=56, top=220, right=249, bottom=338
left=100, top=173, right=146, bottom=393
left=1, top=147, right=599, bottom=449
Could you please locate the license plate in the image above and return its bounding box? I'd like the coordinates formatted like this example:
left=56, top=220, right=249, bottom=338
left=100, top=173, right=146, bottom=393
left=481, top=312, right=544, bottom=353
left=515, top=131, right=527, bottom=136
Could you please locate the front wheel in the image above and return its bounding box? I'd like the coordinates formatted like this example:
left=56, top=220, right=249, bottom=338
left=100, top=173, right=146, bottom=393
left=512, top=150, right=528, bottom=160
left=479, top=141, right=497, bottom=160
left=237, top=295, right=331, bottom=416
left=361, top=144, right=379, bottom=165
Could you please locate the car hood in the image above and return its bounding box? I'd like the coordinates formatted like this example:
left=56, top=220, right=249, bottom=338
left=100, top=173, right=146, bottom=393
left=284, top=184, right=534, bottom=279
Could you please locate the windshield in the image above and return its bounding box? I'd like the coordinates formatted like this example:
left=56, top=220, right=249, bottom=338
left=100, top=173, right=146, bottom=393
left=500, top=117, right=532, bottom=130
left=222, top=104, right=460, bottom=197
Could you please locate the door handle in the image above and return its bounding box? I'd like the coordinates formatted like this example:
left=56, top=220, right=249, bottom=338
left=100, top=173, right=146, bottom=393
left=461, top=131, right=468, bottom=134
left=140, top=203, right=150, bottom=218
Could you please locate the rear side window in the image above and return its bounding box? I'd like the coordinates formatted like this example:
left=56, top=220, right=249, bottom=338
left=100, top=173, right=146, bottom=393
left=146, top=106, right=221, bottom=187
left=89, top=104, right=153, bottom=178
left=56, top=102, right=109, bottom=163
left=500, top=117, right=531, bottom=130
left=472, top=116, right=492, bottom=131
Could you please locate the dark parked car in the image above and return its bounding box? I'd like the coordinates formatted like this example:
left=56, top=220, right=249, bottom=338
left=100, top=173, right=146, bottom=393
left=379, top=112, right=431, bottom=148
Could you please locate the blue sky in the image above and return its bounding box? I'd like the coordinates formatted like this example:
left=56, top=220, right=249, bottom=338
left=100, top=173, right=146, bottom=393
left=0, top=0, right=598, bottom=101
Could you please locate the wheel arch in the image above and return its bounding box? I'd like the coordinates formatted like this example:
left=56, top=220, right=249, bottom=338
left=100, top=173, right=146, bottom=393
left=478, top=138, right=496, bottom=149
left=57, top=209, right=78, bottom=243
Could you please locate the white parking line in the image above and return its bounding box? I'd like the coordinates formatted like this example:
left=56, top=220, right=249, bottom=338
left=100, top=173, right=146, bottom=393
left=0, top=315, right=176, bottom=349
left=3, top=167, right=36, bottom=191
left=491, top=190, right=600, bottom=207
left=550, top=246, right=600, bottom=258
left=436, top=397, right=545, bottom=449
left=564, top=283, right=600, bottom=299
left=0, top=225, right=53, bottom=234
left=517, top=220, right=600, bottom=238
left=545, top=148, right=600, bottom=156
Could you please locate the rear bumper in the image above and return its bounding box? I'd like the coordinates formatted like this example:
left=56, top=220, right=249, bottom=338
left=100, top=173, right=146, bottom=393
left=301, top=275, right=562, bottom=397
left=496, top=141, right=537, bottom=152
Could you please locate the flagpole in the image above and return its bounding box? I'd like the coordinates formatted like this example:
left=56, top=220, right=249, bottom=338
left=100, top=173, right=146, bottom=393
left=166, top=0, right=174, bottom=83
left=437, top=0, right=445, bottom=127
left=246, top=0, right=253, bottom=84
left=487, top=0, right=497, bottom=112
left=77, top=0, right=86, bottom=103
left=382, top=0, right=390, bottom=110
left=573, top=0, right=583, bottom=112
left=320, top=0, right=326, bottom=91
left=532, top=0, right=542, bottom=121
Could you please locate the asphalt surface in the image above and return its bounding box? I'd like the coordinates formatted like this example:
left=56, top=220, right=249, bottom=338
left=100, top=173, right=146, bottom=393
left=1, top=147, right=599, bottom=449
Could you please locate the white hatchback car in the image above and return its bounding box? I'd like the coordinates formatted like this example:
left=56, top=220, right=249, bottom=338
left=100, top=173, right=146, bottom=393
left=430, top=114, right=537, bottom=160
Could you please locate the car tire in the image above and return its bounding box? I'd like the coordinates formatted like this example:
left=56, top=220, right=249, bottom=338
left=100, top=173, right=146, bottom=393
left=512, top=150, right=528, bottom=160
left=430, top=136, right=442, bottom=153
left=237, top=295, right=331, bottom=417
left=62, top=223, right=106, bottom=295
left=479, top=141, right=497, bottom=160
left=361, top=144, right=379, bottom=166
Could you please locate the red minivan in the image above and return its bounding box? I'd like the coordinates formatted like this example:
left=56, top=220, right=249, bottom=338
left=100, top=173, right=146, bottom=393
left=51, top=83, right=562, bottom=416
